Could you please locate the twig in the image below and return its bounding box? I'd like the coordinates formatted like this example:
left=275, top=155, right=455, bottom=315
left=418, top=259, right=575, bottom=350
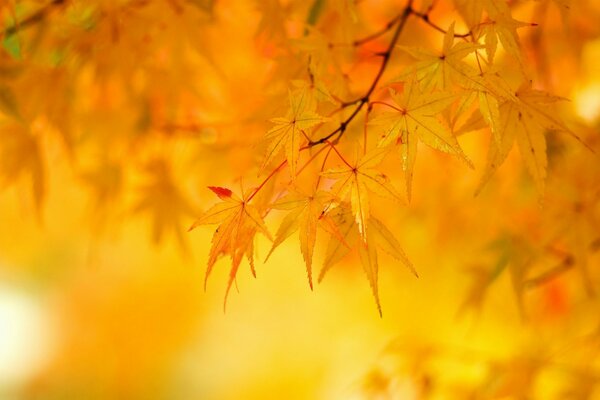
left=409, top=9, right=472, bottom=38
left=353, top=12, right=404, bottom=47
left=1, top=0, right=66, bottom=37
left=309, top=1, right=414, bottom=147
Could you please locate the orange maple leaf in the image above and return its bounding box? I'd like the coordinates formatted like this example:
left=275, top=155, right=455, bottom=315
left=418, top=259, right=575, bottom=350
left=189, top=185, right=272, bottom=309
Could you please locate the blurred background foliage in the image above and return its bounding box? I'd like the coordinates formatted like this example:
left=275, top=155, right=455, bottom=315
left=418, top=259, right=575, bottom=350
left=0, top=0, right=599, bottom=398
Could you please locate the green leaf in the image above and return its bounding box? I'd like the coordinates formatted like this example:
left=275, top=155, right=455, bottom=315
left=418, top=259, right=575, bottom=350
left=2, top=32, right=21, bottom=60
left=307, top=0, right=326, bottom=26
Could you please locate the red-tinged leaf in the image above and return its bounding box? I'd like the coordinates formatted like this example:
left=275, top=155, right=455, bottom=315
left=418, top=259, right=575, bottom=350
left=208, top=186, right=235, bottom=200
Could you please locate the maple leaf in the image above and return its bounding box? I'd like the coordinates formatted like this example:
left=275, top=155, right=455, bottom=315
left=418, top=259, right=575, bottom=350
left=397, top=23, right=482, bottom=90
left=541, top=155, right=600, bottom=296
left=458, top=257, right=508, bottom=317
left=482, top=1, right=535, bottom=63
left=462, top=234, right=538, bottom=319
left=0, top=122, right=44, bottom=218
left=321, top=146, right=403, bottom=241
left=292, top=79, right=336, bottom=106
left=453, top=0, right=485, bottom=29
left=359, top=217, right=417, bottom=315
left=265, top=188, right=344, bottom=289
left=254, top=0, right=289, bottom=43
left=369, top=79, right=472, bottom=200
left=293, top=29, right=352, bottom=101
left=80, top=160, right=123, bottom=232
left=263, top=88, right=329, bottom=177
left=482, top=355, right=544, bottom=398
left=132, top=159, right=196, bottom=253
left=318, top=205, right=415, bottom=316
left=456, top=68, right=515, bottom=146
left=469, top=81, right=585, bottom=196
left=319, top=206, right=359, bottom=281
left=189, top=185, right=272, bottom=308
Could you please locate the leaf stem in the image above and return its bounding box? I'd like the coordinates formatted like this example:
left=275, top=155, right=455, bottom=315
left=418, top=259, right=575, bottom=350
left=326, top=140, right=353, bottom=169
left=247, top=160, right=287, bottom=203
left=247, top=144, right=329, bottom=203
left=363, top=102, right=374, bottom=154
left=314, top=145, right=334, bottom=189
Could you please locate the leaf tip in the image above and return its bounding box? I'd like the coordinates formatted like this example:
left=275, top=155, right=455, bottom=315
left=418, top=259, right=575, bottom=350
left=208, top=186, right=233, bottom=200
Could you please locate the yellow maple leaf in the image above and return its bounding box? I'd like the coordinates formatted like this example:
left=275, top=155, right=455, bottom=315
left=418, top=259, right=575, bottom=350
left=266, top=187, right=346, bottom=289
left=263, top=88, right=329, bottom=177
left=321, top=146, right=403, bottom=242
left=397, top=23, right=482, bottom=90
left=319, top=205, right=415, bottom=316
left=473, top=81, right=587, bottom=196
left=369, top=79, right=472, bottom=200
left=456, top=69, right=513, bottom=146
left=482, top=2, right=534, bottom=63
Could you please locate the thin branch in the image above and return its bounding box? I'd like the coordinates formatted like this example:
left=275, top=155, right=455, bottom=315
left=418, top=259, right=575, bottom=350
left=524, top=255, right=574, bottom=289
left=409, top=9, right=472, bottom=38
left=247, top=144, right=327, bottom=202
left=309, top=0, right=414, bottom=147
left=370, top=100, right=402, bottom=112
left=1, top=0, right=66, bottom=37
left=353, top=12, right=403, bottom=47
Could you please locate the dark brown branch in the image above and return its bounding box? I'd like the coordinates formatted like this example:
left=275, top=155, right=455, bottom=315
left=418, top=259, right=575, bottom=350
left=352, top=12, right=404, bottom=47
left=524, top=255, right=574, bottom=289
left=1, top=0, right=66, bottom=37
left=409, top=9, right=472, bottom=38
left=309, top=1, right=414, bottom=147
